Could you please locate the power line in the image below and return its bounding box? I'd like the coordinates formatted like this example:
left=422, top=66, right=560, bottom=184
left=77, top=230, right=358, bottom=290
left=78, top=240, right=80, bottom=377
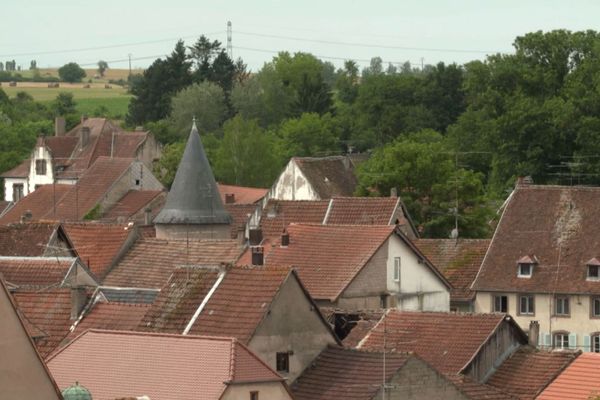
left=235, top=30, right=505, bottom=55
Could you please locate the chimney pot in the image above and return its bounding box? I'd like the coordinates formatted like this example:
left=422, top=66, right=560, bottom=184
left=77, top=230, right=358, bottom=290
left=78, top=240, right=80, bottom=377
left=251, top=246, right=264, bottom=266
left=528, top=320, right=540, bottom=348
left=225, top=193, right=235, bottom=204
left=281, top=230, right=290, bottom=247
left=54, top=117, right=66, bottom=136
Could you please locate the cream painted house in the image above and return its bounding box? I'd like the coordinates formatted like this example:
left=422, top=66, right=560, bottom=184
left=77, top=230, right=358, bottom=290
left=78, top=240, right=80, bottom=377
left=472, top=184, right=600, bottom=352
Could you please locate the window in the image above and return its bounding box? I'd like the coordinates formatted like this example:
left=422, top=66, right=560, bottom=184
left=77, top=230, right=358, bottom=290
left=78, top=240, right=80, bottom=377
left=35, top=159, right=46, bottom=175
left=589, top=265, right=600, bottom=280
left=593, top=335, right=600, bottom=353
left=554, top=332, right=569, bottom=349
left=12, top=184, right=24, bottom=201
left=592, top=297, right=600, bottom=318
left=518, top=263, right=533, bottom=277
left=393, top=257, right=400, bottom=282
left=276, top=352, right=289, bottom=373
left=519, top=295, right=535, bottom=315
left=493, top=295, right=508, bottom=313
left=250, top=391, right=259, bottom=400
left=555, top=296, right=570, bottom=316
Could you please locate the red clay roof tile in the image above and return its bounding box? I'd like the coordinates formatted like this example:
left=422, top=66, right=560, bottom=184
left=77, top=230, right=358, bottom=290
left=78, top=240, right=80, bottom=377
left=537, top=352, right=600, bottom=400
left=0, top=257, right=75, bottom=288
left=260, top=200, right=329, bottom=239
left=0, top=185, right=71, bottom=224
left=102, top=190, right=163, bottom=221
left=325, top=196, right=399, bottom=225
left=70, top=302, right=151, bottom=339
left=217, top=183, right=267, bottom=204
left=0, top=222, right=61, bottom=256
left=47, top=330, right=283, bottom=400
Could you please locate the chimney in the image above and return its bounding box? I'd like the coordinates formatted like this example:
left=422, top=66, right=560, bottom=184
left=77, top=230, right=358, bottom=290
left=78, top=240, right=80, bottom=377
left=390, top=187, right=398, bottom=198
left=516, top=176, right=534, bottom=188
left=70, top=287, right=87, bottom=320
left=251, top=246, right=264, bottom=266
left=144, top=207, right=152, bottom=225
left=249, top=228, right=263, bottom=246
left=80, top=114, right=88, bottom=123
left=54, top=117, right=66, bottom=136
left=528, top=320, right=540, bottom=348
left=281, top=229, right=290, bottom=247
left=20, top=210, right=32, bottom=223
left=225, top=193, right=236, bottom=204
left=80, top=126, right=90, bottom=147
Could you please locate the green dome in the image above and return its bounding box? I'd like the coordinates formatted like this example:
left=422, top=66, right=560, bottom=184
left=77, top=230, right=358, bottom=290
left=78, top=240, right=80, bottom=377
left=62, top=382, right=92, bottom=400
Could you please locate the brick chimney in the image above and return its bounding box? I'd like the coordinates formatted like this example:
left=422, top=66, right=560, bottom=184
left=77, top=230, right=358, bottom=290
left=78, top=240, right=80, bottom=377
left=225, top=193, right=235, bottom=204
left=80, top=126, right=90, bottom=147
left=251, top=246, right=264, bottom=266
left=54, top=117, right=66, bottom=136
left=281, top=229, right=289, bottom=247
left=249, top=228, right=263, bottom=246
left=528, top=320, right=540, bottom=348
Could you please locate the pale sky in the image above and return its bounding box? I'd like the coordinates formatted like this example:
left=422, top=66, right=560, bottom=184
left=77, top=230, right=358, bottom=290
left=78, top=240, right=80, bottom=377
left=2, top=0, right=600, bottom=72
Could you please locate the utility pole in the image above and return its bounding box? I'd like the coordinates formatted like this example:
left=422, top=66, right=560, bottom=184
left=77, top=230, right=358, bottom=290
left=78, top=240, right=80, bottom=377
left=128, top=53, right=132, bottom=78
left=227, top=21, right=233, bottom=59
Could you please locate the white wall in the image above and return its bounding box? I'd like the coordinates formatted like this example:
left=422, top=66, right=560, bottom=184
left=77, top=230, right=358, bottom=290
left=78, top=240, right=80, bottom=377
left=387, top=235, right=450, bottom=311
left=3, top=178, right=27, bottom=202
left=269, top=159, right=319, bottom=201
left=475, top=291, right=599, bottom=351
left=29, top=145, right=54, bottom=190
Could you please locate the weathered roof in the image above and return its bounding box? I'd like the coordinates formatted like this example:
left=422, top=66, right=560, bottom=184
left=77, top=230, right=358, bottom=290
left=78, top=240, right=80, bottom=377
left=415, top=239, right=490, bottom=302
left=357, top=311, right=524, bottom=375
left=292, top=346, right=411, bottom=400
left=44, top=136, right=79, bottom=164
left=0, top=185, right=71, bottom=224
left=537, top=352, right=600, bottom=400
left=140, top=266, right=298, bottom=344
left=0, top=200, right=12, bottom=217
left=473, top=185, right=600, bottom=295
left=47, top=330, right=284, bottom=400
left=102, top=190, right=163, bottom=221
left=224, top=203, right=257, bottom=238
left=293, top=156, right=358, bottom=198
left=0, top=256, right=76, bottom=288
left=0, top=158, right=30, bottom=178
left=154, top=124, right=231, bottom=225
left=265, top=224, right=396, bottom=301
left=98, top=287, right=159, bottom=304
left=13, top=289, right=82, bottom=358
left=103, top=238, right=242, bottom=289
left=446, top=375, right=518, bottom=400
left=217, top=183, right=268, bottom=204
left=325, top=196, right=399, bottom=224
left=70, top=302, right=151, bottom=339
left=487, top=346, right=578, bottom=400
left=0, top=222, right=61, bottom=256
left=61, top=222, right=133, bottom=280
left=260, top=200, right=329, bottom=239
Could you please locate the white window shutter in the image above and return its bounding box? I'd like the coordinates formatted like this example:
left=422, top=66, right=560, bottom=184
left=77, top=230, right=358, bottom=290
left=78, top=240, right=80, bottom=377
left=544, top=333, right=551, bottom=348
left=568, top=333, right=577, bottom=350
left=584, top=335, right=591, bottom=352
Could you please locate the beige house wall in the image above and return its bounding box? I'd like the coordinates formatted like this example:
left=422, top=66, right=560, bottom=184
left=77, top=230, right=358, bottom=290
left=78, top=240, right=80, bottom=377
left=269, top=159, right=319, bottom=201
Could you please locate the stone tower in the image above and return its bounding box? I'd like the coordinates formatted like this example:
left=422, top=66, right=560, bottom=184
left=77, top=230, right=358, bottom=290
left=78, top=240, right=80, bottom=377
left=154, top=122, right=231, bottom=239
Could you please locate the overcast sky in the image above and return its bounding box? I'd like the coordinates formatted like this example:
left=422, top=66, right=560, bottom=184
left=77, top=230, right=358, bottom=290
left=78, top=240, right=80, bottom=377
left=2, top=0, right=600, bottom=72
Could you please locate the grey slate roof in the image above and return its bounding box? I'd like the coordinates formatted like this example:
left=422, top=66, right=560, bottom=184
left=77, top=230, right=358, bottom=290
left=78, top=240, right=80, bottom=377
left=154, top=123, right=231, bottom=225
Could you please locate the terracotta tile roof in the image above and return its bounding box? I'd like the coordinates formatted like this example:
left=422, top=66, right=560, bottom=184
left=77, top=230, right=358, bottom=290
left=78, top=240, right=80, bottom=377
left=294, top=156, right=358, bottom=198
left=61, top=222, right=133, bottom=280
left=13, top=289, right=79, bottom=358
left=537, top=352, right=600, bottom=400
left=325, top=196, right=399, bottom=225
left=50, top=157, right=135, bottom=221
left=0, top=222, right=60, bottom=256
left=217, top=183, right=268, bottom=204
left=103, top=238, right=242, bottom=289
left=265, top=224, right=396, bottom=300
left=0, top=185, right=71, bottom=224
left=415, top=239, right=490, bottom=302
left=487, top=346, right=578, bottom=400
left=44, top=136, right=79, bottom=164
left=447, top=375, right=518, bottom=400
left=473, top=185, right=600, bottom=295
left=102, top=190, right=163, bottom=221
left=340, top=312, right=384, bottom=348
left=260, top=200, right=329, bottom=239
left=111, top=132, right=147, bottom=158
left=141, top=266, right=294, bottom=344
left=47, top=330, right=284, bottom=400
left=98, top=287, right=159, bottom=304
left=224, top=203, right=256, bottom=238
left=0, top=256, right=75, bottom=288
left=188, top=266, right=294, bottom=342
left=0, top=158, right=30, bottom=178
left=357, top=311, right=509, bottom=375
left=138, top=225, right=156, bottom=238
left=0, top=200, right=11, bottom=216
left=292, top=346, right=411, bottom=400
left=70, top=302, right=151, bottom=339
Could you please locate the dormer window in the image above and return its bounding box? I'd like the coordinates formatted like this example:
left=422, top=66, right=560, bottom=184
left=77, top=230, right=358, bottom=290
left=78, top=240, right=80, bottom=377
left=517, top=255, right=537, bottom=278
left=587, top=258, right=600, bottom=281
left=35, top=159, right=46, bottom=175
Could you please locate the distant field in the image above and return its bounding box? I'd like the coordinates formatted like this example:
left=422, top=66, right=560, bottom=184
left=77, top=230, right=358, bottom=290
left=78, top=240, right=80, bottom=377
left=0, top=82, right=132, bottom=117
left=19, top=68, right=144, bottom=83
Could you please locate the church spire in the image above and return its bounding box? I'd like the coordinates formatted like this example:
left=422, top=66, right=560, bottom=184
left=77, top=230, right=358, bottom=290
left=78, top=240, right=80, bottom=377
left=154, top=122, right=231, bottom=229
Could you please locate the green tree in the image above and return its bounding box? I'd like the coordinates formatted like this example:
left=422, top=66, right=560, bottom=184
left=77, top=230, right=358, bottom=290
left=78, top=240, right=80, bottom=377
left=169, top=81, right=228, bottom=136
left=97, top=60, right=109, bottom=77
left=355, top=130, right=492, bottom=238
left=335, top=60, right=360, bottom=104
left=153, top=141, right=185, bottom=188
left=52, top=92, right=77, bottom=116
left=277, top=113, right=341, bottom=159
left=58, top=62, right=86, bottom=83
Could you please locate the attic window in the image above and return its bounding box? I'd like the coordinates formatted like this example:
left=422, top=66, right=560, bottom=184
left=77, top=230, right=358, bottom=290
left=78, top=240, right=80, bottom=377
left=586, top=258, right=600, bottom=281
left=276, top=352, right=289, bottom=373
left=517, top=255, right=537, bottom=278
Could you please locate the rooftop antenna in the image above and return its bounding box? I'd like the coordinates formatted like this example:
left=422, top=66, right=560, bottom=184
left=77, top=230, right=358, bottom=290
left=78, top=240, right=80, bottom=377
left=227, top=21, right=233, bottom=59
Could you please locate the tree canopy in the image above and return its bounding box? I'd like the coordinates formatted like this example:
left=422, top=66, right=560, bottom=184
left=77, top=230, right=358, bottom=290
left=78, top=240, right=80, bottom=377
left=58, top=62, right=86, bottom=83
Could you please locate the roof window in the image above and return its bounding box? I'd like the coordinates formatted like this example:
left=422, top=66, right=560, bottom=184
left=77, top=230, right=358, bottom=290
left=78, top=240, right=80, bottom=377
left=517, top=255, right=537, bottom=278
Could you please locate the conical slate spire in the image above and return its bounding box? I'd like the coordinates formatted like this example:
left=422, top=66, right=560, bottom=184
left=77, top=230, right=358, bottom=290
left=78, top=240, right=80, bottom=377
left=154, top=122, right=231, bottom=225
